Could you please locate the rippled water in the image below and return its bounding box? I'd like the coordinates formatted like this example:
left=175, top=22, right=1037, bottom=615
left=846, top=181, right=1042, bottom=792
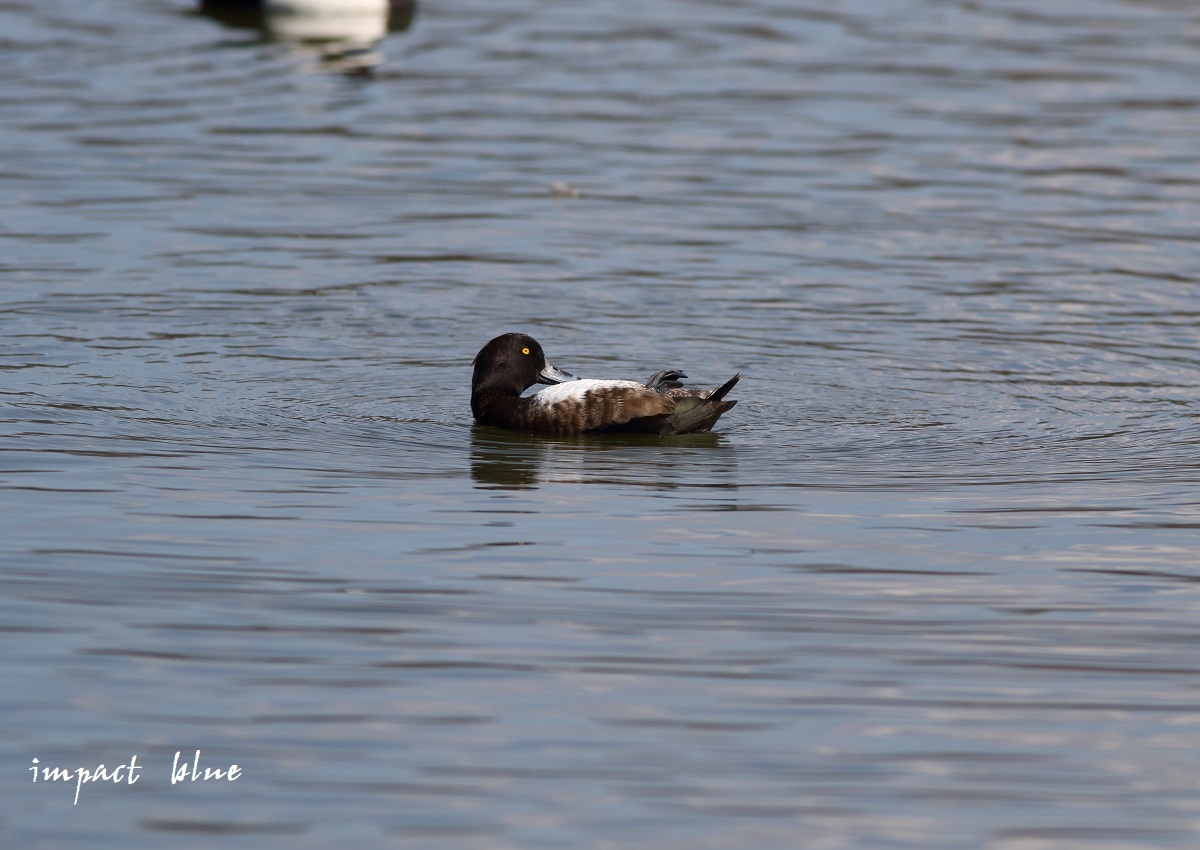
left=4, top=0, right=1200, bottom=847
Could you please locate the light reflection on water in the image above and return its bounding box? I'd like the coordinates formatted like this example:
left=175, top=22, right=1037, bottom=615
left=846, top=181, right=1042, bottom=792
left=3, top=0, right=1200, bottom=847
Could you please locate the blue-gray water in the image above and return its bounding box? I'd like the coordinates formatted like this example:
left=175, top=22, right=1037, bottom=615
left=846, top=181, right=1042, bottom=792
left=4, top=0, right=1200, bottom=847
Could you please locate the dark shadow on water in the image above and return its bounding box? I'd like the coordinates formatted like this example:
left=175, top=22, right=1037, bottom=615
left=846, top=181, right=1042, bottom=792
left=196, top=0, right=417, bottom=74
left=469, top=426, right=739, bottom=491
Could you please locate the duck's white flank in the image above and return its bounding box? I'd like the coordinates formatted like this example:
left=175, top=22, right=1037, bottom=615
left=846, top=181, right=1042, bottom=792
left=532, top=379, right=646, bottom=407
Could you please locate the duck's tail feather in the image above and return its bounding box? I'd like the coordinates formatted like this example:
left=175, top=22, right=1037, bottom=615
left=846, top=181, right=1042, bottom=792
left=665, top=373, right=740, bottom=434
left=706, top=373, right=740, bottom=402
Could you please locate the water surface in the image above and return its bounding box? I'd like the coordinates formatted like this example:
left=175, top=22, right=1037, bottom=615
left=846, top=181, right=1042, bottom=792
left=3, top=0, right=1200, bottom=847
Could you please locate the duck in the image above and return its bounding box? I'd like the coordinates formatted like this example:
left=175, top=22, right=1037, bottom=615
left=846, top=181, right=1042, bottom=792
left=198, top=0, right=417, bottom=40
left=471, top=333, right=739, bottom=435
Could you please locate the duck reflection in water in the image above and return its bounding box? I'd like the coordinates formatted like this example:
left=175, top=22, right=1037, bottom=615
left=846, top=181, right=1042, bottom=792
left=469, top=428, right=738, bottom=491
left=198, top=0, right=416, bottom=74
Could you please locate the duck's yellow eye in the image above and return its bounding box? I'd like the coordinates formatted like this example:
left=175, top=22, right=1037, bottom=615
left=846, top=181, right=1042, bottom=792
left=521, top=347, right=530, bottom=355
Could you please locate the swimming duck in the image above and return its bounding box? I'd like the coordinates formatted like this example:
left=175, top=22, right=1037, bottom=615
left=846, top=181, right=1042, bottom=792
left=471, top=333, right=739, bottom=435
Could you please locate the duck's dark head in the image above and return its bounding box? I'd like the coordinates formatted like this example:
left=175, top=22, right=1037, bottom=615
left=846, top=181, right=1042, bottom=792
left=471, top=333, right=576, bottom=397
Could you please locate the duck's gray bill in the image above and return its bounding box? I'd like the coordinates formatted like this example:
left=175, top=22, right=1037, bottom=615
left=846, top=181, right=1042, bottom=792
left=536, top=363, right=577, bottom=385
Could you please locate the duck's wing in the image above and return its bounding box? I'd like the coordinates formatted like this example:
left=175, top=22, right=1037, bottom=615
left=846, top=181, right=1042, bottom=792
left=527, top=379, right=675, bottom=434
